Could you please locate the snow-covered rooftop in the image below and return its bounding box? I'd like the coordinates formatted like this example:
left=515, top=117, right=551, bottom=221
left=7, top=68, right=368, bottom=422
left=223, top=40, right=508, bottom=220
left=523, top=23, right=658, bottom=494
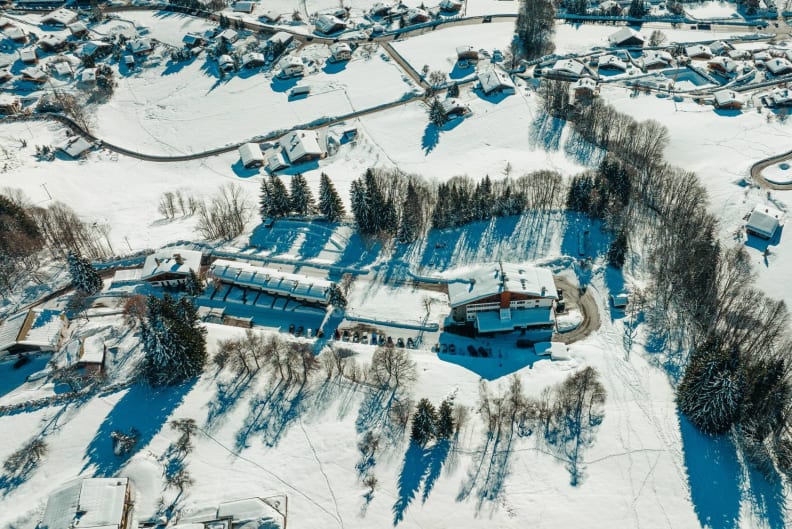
left=208, top=259, right=332, bottom=303
left=239, top=142, right=264, bottom=167
left=746, top=205, right=782, bottom=239
left=41, top=478, right=128, bottom=529
left=58, top=136, right=93, bottom=158
left=282, top=129, right=323, bottom=164
left=142, top=248, right=202, bottom=281
left=447, top=264, right=557, bottom=307
left=608, top=27, right=643, bottom=47
left=477, top=67, right=514, bottom=94
left=0, top=311, right=29, bottom=353
left=41, top=8, right=78, bottom=27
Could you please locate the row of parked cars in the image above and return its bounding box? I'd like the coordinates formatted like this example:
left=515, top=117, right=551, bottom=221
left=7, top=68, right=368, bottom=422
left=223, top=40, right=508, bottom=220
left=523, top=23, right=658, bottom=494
left=334, top=329, right=418, bottom=349
left=287, top=324, right=322, bottom=338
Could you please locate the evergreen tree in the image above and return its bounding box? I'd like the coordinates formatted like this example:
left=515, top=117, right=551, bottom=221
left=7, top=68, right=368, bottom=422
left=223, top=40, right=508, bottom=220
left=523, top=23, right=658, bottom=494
left=290, top=173, right=315, bottom=216
left=447, top=84, right=459, bottom=97
left=140, top=294, right=207, bottom=386
left=429, top=98, right=448, bottom=127
left=67, top=251, right=103, bottom=295
left=350, top=178, right=369, bottom=232
left=411, top=398, right=438, bottom=447
left=628, top=0, right=646, bottom=18
left=398, top=182, right=421, bottom=244
left=436, top=398, right=455, bottom=439
left=184, top=269, right=204, bottom=296
left=268, top=174, right=291, bottom=218
left=607, top=230, right=628, bottom=269
left=477, top=175, right=494, bottom=220
left=566, top=173, right=595, bottom=214
left=327, top=283, right=347, bottom=309
left=259, top=177, right=273, bottom=220
left=382, top=198, right=398, bottom=236
left=363, top=169, right=387, bottom=235
left=318, top=173, right=346, bottom=222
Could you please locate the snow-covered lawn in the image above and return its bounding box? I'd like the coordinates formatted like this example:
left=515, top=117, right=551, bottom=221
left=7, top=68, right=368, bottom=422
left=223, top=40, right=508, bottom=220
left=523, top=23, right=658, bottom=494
left=465, top=0, right=521, bottom=16
left=104, top=11, right=218, bottom=47
left=685, top=1, right=740, bottom=19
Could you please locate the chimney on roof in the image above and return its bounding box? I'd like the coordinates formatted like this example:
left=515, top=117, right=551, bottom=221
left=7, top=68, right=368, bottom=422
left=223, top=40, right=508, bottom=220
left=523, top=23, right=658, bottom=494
left=174, top=253, right=184, bottom=265
left=541, top=286, right=547, bottom=296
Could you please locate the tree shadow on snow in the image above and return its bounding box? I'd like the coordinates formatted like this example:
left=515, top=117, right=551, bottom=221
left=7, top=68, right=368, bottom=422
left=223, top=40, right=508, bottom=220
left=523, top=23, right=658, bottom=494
left=231, top=160, right=261, bottom=178
left=392, top=440, right=450, bottom=525
left=530, top=112, right=565, bottom=152
left=563, top=131, right=605, bottom=167
left=422, top=123, right=440, bottom=155
left=82, top=380, right=195, bottom=476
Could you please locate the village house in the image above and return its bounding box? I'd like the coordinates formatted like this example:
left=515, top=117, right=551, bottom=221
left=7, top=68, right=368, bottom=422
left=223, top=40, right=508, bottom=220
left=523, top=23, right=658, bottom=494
left=370, top=2, right=392, bottom=16
left=439, top=0, right=464, bottom=12
left=477, top=67, right=515, bottom=95
left=278, top=55, right=304, bottom=78
left=0, top=68, right=11, bottom=83
left=550, top=58, right=586, bottom=78
left=232, top=1, right=255, bottom=13
left=281, top=129, right=324, bottom=164
left=268, top=31, right=293, bottom=50
left=267, top=151, right=290, bottom=172
left=58, top=136, right=93, bottom=158
left=571, top=77, right=597, bottom=101
left=708, top=56, right=740, bottom=75
left=68, top=334, right=107, bottom=376
left=141, top=248, right=202, bottom=287
left=40, top=7, right=78, bottom=27
left=765, top=57, right=792, bottom=76
left=51, top=60, right=73, bottom=78
left=0, top=93, right=20, bottom=114
left=406, top=8, right=431, bottom=24
left=218, top=28, right=238, bottom=43
left=20, top=47, right=38, bottom=64
left=67, top=20, right=88, bottom=37
left=241, top=52, right=265, bottom=68
left=746, top=205, right=782, bottom=240
left=21, top=66, right=48, bottom=83
left=79, top=67, right=97, bottom=86
left=446, top=263, right=558, bottom=335
left=709, top=40, right=733, bottom=56
left=41, top=478, right=132, bottom=529
left=765, top=87, right=792, bottom=107
left=218, top=54, right=235, bottom=73
left=315, top=14, right=346, bottom=34
left=685, top=44, right=713, bottom=59
left=713, top=89, right=742, bottom=109
left=129, top=38, right=153, bottom=56
left=79, top=40, right=112, bottom=59
left=182, top=32, right=206, bottom=48
left=641, top=50, right=673, bottom=70
left=5, top=26, right=28, bottom=44
left=208, top=259, right=335, bottom=305
left=329, top=42, right=352, bottom=62
left=598, top=0, right=623, bottom=15
left=238, top=142, right=264, bottom=168
left=259, top=10, right=282, bottom=22
left=439, top=98, right=470, bottom=120
left=608, top=27, right=644, bottom=47
left=597, top=54, right=628, bottom=71
left=0, top=309, right=67, bottom=357
left=38, top=33, right=68, bottom=52
left=456, top=45, right=478, bottom=63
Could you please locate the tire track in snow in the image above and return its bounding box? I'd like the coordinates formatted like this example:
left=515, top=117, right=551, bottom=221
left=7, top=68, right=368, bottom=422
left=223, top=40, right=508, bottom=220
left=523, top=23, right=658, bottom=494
left=298, top=417, right=345, bottom=529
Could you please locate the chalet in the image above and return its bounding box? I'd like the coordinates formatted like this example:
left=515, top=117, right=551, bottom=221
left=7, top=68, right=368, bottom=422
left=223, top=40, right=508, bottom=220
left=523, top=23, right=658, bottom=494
left=79, top=40, right=111, bottom=58
left=238, top=142, right=264, bottom=168
left=608, top=27, right=643, bottom=47
left=685, top=44, right=712, bottom=59
left=278, top=55, right=304, bottom=78
left=267, top=151, right=290, bottom=172
left=571, top=77, right=597, bottom=100
left=38, top=33, right=68, bottom=52
left=610, top=293, right=629, bottom=308
left=40, top=8, right=78, bottom=27
left=314, top=14, right=346, bottom=35
left=268, top=31, right=293, bottom=49
left=232, top=1, right=255, bottom=13
left=79, top=67, right=96, bottom=85
left=765, top=57, right=792, bottom=76
left=218, top=28, right=238, bottom=43
left=329, top=42, right=352, bottom=62
left=20, top=47, right=38, bottom=64
left=370, top=2, right=392, bottom=16
left=746, top=205, right=782, bottom=240
left=129, top=38, right=153, bottom=55
left=447, top=263, right=558, bottom=334
left=405, top=8, right=430, bottom=24
left=74, top=334, right=106, bottom=376
left=439, top=0, right=463, bottom=13
left=641, top=50, right=672, bottom=70
left=0, top=17, right=11, bottom=29
left=0, top=69, right=13, bottom=83
left=58, top=136, right=93, bottom=158
left=141, top=248, right=202, bottom=287
left=713, top=89, right=742, bottom=109
left=0, top=94, right=20, bottom=114
left=208, top=259, right=334, bottom=305
left=21, top=66, right=48, bottom=83
left=765, top=87, right=792, bottom=107
left=259, top=10, right=282, bottom=23
left=51, top=61, right=73, bottom=77
left=41, top=478, right=132, bottom=529
left=709, top=40, right=732, bottom=56
left=282, top=129, right=324, bottom=164
left=218, top=54, right=235, bottom=73
left=123, top=54, right=135, bottom=67
left=708, top=56, right=739, bottom=75
left=597, top=54, right=628, bottom=71
left=598, top=0, right=623, bottom=15
left=5, top=26, right=28, bottom=43
left=439, top=98, right=470, bottom=120
left=551, top=58, right=586, bottom=78
left=0, top=309, right=67, bottom=356
left=182, top=33, right=206, bottom=48
left=754, top=50, right=771, bottom=62
left=477, top=68, right=515, bottom=95
left=241, top=52, right=265, bottom=68
left=67, top=21, right=88, bottom=37
left=456, top=45, right=478, bottom=62
left=728, top=49, right=750, bottom=60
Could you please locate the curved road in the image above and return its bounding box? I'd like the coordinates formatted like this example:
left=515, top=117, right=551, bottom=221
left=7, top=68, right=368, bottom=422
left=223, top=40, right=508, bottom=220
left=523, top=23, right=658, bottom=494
left=750, top=148, right=792, bottom=190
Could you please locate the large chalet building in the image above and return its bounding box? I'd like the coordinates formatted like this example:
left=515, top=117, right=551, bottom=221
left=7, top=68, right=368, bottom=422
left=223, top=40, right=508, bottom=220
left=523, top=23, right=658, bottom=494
left=447, top=263, right=557, bottom=335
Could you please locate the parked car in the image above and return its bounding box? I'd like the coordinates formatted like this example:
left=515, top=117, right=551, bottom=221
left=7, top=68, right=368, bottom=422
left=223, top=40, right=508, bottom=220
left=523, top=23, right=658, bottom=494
left=378, top=334, right=386, bottom=345
left=361, top=334, right=369, bottom=344
left=441, top=343, right=448, bottom=353
left=353, top=331, right=360, bottom=343
left=342, top=330, right=350, bottom=341
left=387, top=336, right=393, bottom=346
left=296, top=326, right=304, bottom=337
left=307, top=328, right=313, bottom=338
left=397, top=337, right=405, bottom=348
left=478, top=346, right=488, bottom=357
left=467, top=345, right=478, bottom=356
left=288, top=323, right=295, bottom=334
left=431, top=343, right=439, bottom=352
left=449, top=344, right=456, bottom=353
left=334, top=329, right=341, bottom=340
left=406, top=337, right=415, bottom=349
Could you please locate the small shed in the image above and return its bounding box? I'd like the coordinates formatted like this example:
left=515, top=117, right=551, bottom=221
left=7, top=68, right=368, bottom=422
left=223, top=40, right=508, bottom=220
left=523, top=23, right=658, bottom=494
left=20, top=48, right=38, bottom=64
left=0, top=94, right=21, bottom=115
left=608, top=27, right=644, bottom=47
left=456, top=45, right=478, bottom=62
left=58, top=136, right=93, bottom=158
left=238, top=142, right=264, bottom=168
left=267, top=151, right=290, bottom=172
left=610, top=293, right=629, bottom=308
left=713, top=89, right=742, bottom=109
left=439, top=98, right=470, bottom=119
left=232, top=1, right=255, bottom=13
left=218, top=54, right=235, bottom=73
left=534, top=341, right=570, bottom=361
left=289, top=85, right=311, bottom=98
left=746, top=205, right=782, bottom=240
left=440, top=0, right=464, bottom=12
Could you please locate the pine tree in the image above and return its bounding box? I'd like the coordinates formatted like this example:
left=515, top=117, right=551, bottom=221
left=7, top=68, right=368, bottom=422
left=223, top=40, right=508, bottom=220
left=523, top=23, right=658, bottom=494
left=382, top=198, right=398, bottom=236
left=327, top=283, right=347, bottom=309
left=363, top=169, right=386, bottom=235
left=140, top=294, right=207, bottom=386
left=318, top=173, right=346, bottom=222
left=607, top=230, right=628, bottom=269
left=67, top=251, right=103, bottom=295
left=184, top=269, right=204, bottom=296
left=268, top=174, right=291, bottom=218
left=411, top=398, right=438, bottom=447
left=436, top=399, right=455, bottom=439
left=290, top=173, right=315, bottom=217
left=429, top=98, right=448, bottom=127
left=628, top=0, right=646, bottom=18
left=398, top=182, right=421, bottom=244
left=259, top=177, right=273, bottom=220
left=350, top=178, right=370, bottom=233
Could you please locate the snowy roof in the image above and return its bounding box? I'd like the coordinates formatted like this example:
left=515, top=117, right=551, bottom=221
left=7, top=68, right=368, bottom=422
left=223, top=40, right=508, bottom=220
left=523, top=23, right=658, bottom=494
left=42, top=478, right=128, bottom=529
left=67, top=21, right=87, bottom=34
left=282, top=129, right=323, bottom=163
left=709, top=40, right=732, bottom=56
left=642, top=50, right=672, bottom=68
left=572, top=77, right=596, bottom=90
left=608, top=27, right=643, bottom=46
left=218, top=29, right=238, bottom=42
left=80, top=40, right=111, bottom=57
left=269, top=32, right=293, bottom=46
left=685, top=44, right=712, bottom=58
left=598, top=54, right=627, bottom=70
left=765, top=57, right=792, bottom=75
left=41, top=8, right=78, bottom=27
left=219, top=54, right=234, bottom=69
left=0, top=311, right=29, bottom=353
left=746, top=205, right=782, bottom=238
left=315, top=14, right=346, bottom=34
left=80, top=67, right=97, bottom=83
left=713, top=89, right=741, bottom=107
left=0, top=93, right=19, bottom=107
left=447, top=264, right=557, bottom=307
left=439, top=98, right=468, bottom=115
left=709, top=56, right=739, bottom=73
left=51, top=61, right=73, bottom=76
left=329, top=42, right=351, bottom=56
left=80, top=334, right=105, bottom=364
left=241, top=52, right=264, bottom=67
left=20, top=48, right=37, bottom=62
left=267, top=151, right=290, bottom=172
left=39, top=33, right=67, bottom=49
left=0, top=68, right=11, bottom=81
left=58, top=136, right=93, bottom=158
left=183, top=33, right=205, bottom=46
left=239, top=142, right=264, bottom=166
left=406, top=8, right=429, bottom=22
left=217, top=498, right=283, bottom=526
left=129, top=38, right=152, bottom=54
left=142, top=248, right=202, bottom=281
left=232, top=1, right=255, bottom=12
left=769, top=87, right=792, bottom=105
left=208, top=259, right=332, bottom=303
left=5, top=26, right=26, bottom=41
left=23, top=309, right=66, bottom=349
left=21, top=67, right=48, bottom=82
left=475, top=308, right=553, bottom=333
left=477, top=68, right=514, bottom=94
left=552, top=58, right=586, bottom=76
left=110, top=268, right=142, bottom=286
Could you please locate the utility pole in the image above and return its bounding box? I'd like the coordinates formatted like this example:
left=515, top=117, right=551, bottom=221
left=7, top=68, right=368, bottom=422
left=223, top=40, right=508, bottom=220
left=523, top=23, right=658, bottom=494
left=124, top=236, right=133, bottom=252
left=41, top=183, right=52, bottom=200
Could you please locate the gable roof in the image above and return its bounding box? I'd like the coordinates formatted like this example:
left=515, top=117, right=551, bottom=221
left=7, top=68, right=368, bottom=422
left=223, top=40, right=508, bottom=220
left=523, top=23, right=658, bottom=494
left=42, top=478, right=128, bottom=529
left=142, top=248, right=202, bottom=281
left=282, top=129, right=323, bottom=163
left=41, top=8, right=78, bottom=26
left=747, top=205, right=782, bottom=238
left=208, top=259, right=332, bottom=303
left=477, top=67, right=514, bottom=94
left=447, top=264, right=557, bottom=307
left=608, top=27, right=643, bottom=46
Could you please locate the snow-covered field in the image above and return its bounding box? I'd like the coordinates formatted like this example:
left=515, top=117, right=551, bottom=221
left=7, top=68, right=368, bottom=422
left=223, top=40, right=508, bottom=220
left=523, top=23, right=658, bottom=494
left=685, top=1, right=741, bottom=19
left=465, top=0, right=521, bottom=16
